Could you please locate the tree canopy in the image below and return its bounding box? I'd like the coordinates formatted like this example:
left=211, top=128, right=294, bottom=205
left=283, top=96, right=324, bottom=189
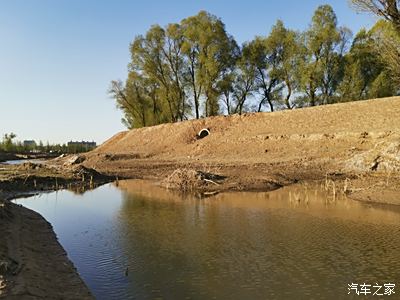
left=110, top=7, right=399, bottom=129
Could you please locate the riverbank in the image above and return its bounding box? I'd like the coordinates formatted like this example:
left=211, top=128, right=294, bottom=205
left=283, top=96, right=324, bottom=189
left=0, top=153, right=60, bottom=163
left=0, top=193, right=93, bottom=299
left=80, top=96, right=400, bottom=205
left=0, top=96, right=399, bottom=297
left=0, top=153, right=18, bottom=163
left=0, top=162, right=112, bottom=299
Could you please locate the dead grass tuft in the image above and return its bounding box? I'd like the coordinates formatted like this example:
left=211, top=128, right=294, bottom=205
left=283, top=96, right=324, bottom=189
left=163, top=168, right=205, bottom=191
left=163, top=168, right=226, bottom=192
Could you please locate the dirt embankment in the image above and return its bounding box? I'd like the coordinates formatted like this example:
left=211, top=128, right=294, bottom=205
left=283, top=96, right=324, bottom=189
left=0, top=194, right=93, bottom=299
left=0, top=96, right=399, bottom=298
left=82, top=96, right=400, bottom=205
left=0, top=153, right=18, bottom=163
left=0, top=160, right=112, bottom=299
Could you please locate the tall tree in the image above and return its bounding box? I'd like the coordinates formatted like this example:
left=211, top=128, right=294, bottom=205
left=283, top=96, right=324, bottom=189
left=337, top=28, right=383, bottom=100
left=181, top=11, right=239, bottom=117
left=300, top=5, right=350, bottom=106
left=129, top=24, right=188, bottom=123
left=230, top=42, right=258, bottom=114
left=350, top=0, right=400, bottom=32
left=109, top=77, right=147, bottom=129
left=248, top=36, right=282, bottom=112
left=350, top=1, right=400, bottom=87
left=1, top=133, right=16, bottom=152
left=267, top=20, right=302, bottom=109
left=370, top=19, right=400, bottom=87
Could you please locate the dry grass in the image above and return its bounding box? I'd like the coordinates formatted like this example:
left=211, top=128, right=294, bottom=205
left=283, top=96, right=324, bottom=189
left=163, top=168, right=205, bottom=191
left=163, top=167, right=225, bottom=192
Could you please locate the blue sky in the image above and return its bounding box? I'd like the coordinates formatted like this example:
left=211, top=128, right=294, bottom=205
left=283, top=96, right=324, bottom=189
left=0, top=0, right=375, bottom=144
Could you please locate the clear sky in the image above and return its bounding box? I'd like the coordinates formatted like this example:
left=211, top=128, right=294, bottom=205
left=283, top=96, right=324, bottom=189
left=0, top=0, right=375, bottom=144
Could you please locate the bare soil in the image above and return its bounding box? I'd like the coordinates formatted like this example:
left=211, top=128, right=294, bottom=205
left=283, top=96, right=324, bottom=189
left=0, top=96, right=399, bottom=298
left=82, top=96, right=400, bottom=205
left=0, top=193, right=93, bottom=299
left=0, top=162, right=111, bottom=299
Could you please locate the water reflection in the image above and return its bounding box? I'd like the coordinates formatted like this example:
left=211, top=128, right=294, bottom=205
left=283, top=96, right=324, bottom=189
left=3, top=159, right=44, bottom=165
left=14, top=180, right=400, bottom=299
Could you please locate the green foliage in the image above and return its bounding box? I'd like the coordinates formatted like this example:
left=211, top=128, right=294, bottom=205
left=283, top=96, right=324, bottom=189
left=350, top=1, right=400, bottom=87
left=299, top=5, right=350, bottom=106
left=0, top=133, right=17, bottom=152
left=251, top=34, right=283, bottom=112
left=0, top=133, right=95, bottom=154
left=338, top=21, right=399, bottom=101
left=111, top=6, right=399, bottom=129
left=266, top=20, right=302, bottom=109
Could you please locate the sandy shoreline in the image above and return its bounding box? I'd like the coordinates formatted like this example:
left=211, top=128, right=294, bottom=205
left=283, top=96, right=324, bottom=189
left=0, top=162, right=112, bottom=299
left=0, top=191, right=93, bottom=299
left=0, top=163, right=399, bottom=298
left=0, top=170, right=399, bottom=298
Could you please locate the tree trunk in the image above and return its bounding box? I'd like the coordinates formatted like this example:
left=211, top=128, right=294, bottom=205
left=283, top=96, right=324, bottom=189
left=310, top=92, right=316, bottom=106
left=257, top=97, right=265, bottom=112
left=238, top=95, right=246, bottom=115
left=285, top=79, right=292, bottom=109
left=190, top=54, right=200, bottom=119
left=267, top=98, right=274, bottom=112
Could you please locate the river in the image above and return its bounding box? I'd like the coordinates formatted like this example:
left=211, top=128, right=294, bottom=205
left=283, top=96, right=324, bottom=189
left=13, top=180, right=400, bottom=299
left=3, top=159, right=44, bottom=165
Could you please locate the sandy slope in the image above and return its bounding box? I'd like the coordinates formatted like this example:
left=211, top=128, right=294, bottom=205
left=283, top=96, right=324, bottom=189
left=1, top=96, right=399, bottom=298
left=84, top=96, right=400, bottom=204
left=0, top=194, right=93, bottom=299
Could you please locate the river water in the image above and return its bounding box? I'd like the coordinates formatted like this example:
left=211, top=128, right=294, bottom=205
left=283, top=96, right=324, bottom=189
left=3, top=159, right=44, bottom=165
left=14, top=180, right=400, bottom=299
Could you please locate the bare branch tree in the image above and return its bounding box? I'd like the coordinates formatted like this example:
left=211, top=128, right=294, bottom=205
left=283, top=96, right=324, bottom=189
left=349, top=0, right=400, bottom=32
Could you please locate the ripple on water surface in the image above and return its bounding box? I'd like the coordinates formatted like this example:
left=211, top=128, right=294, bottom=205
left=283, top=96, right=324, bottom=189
left=14, top=180, right=400, bottom=299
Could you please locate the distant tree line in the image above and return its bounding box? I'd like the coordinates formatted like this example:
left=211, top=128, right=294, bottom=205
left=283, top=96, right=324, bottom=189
left=110, top=3, right=400, bottom=129
left=0, top=133, right=96, bottom=154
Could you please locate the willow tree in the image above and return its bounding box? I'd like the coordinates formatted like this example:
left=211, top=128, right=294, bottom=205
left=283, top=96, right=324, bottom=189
left=337, top=27, right=389, bottom=101
left=109, top=75, right=153, bottom=129
left=350, top=0, right=400, bottom=86
left=228, top=42, right=259, bottom=114
left=350, top=0, right=400, bottom=32
left=244, top=37, right=280, bottom=112
left=181, top=11, right=239, bottom=117
left=129, top=24, right=189, bottom=123
left=267, top=20, right=303, bottom=109
left=299, top=5, right=350, bottom=106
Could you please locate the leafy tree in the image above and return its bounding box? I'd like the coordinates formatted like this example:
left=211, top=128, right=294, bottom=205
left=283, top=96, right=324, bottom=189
left=230, top=42, right=259, bottom=114
left=110, top=8, right=399, bottom=129
left=299, top=5, right=350, bottom=106
left=337, top=28, right=384, bottom=100
left=129, top=24, right=187, bottom=123
left=181, top=11, right=239, bottom=117
left=350, top=1, right=400, bottom=87
left=368, top=70, right=397, bottom=96
left=1, top=133, right=17, bottom=152
left=218, top=72, right=235, bottom=114
left=350, top=0, right=400, bottom=33
left=109, top=79, right=140, bottom=129
left=111, top=11, right=239, bottom=127
left=267, top=20, right=302, bottom=109
left=370, top=19, right=400, bottom=87
left=247, top=36, right=282, bottom=112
